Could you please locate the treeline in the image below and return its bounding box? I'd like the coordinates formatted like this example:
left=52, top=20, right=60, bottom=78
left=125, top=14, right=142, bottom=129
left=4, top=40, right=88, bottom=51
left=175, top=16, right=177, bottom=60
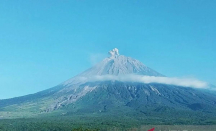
left=0, top=114, right=215, bottom=131
left=0, top=119, right=101, bottom=131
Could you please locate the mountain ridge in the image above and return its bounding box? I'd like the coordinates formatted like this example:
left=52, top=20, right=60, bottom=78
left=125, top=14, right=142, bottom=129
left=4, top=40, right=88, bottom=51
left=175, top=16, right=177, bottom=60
left=0, top=48, right=215, bottom=123
left=63, top=48, right=163, bottom=87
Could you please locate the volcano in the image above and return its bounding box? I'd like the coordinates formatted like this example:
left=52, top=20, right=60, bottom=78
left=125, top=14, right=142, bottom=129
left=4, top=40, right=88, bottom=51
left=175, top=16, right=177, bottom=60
left=0, top=48, right=216, bottom=125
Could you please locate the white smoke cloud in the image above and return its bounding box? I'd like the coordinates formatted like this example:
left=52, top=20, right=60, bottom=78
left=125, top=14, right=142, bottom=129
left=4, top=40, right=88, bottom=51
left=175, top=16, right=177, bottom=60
left=108, top=48, right=119, bottom=58
left=83, top=75, right=208, bottom=88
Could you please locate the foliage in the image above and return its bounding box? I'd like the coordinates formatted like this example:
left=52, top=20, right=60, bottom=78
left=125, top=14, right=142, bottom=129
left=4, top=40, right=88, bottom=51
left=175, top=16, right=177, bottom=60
left=0, top=112, right=216, bottom=131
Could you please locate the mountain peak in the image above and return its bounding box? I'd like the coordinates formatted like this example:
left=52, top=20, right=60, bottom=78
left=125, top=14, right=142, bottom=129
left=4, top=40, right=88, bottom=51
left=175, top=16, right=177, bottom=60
left=78, top=49, right=163, bottom=77
left=108, top=48, right=119, bottom=58
left=63, top=49, right=163, bottom=86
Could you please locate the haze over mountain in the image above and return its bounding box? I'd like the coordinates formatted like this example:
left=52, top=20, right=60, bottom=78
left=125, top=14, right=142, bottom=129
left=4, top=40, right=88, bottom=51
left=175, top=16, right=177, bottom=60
left=63, top=48, right=163, bottom=86
left=0, top=48, right=215, bottom=124
left=63, top=48, right=207, bottom=88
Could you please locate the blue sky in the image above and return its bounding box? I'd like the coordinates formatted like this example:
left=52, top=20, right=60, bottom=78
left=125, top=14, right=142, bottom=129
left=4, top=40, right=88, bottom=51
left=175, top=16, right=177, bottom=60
left=0, top=0, right=215, bottom=99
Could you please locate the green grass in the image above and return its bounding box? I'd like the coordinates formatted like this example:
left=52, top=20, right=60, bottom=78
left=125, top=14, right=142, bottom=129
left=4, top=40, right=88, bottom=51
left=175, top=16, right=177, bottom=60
left=0, top=117, right=216, bottom=131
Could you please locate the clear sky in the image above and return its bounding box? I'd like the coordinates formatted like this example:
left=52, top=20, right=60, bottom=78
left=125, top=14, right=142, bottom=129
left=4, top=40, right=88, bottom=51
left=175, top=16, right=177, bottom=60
left=0, top=0, right=215, bottom=99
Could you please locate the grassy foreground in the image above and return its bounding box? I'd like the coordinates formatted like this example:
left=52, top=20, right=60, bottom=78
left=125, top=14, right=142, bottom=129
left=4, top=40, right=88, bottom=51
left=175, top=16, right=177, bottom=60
left=0, top=115, right=216, bottom=131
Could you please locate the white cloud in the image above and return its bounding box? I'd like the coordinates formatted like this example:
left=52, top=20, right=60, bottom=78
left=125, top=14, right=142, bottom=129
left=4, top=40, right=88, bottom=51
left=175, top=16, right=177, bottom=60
left=84, top=75, right=208, bottom=88
left=108, top=48, right=119, bottom=58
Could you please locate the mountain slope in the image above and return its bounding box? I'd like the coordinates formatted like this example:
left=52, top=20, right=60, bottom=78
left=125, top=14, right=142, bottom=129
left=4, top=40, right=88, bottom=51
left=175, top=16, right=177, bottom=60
left=63, top=48, right=163, bottom=86
left=60, top=81, right=216, bottom=114
left=78, top=55, right=163, bottom=77
left=0, top=48, right=215, bottom=123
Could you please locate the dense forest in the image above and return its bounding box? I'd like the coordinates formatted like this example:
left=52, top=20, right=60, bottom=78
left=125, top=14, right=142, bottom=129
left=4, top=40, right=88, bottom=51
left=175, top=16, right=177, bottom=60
left=0, top=115, right=216, bottom=131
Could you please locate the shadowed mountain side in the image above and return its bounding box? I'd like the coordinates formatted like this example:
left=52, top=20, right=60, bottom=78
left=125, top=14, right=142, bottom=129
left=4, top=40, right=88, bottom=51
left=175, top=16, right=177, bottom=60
left=61, top=81, right=216, bottom=114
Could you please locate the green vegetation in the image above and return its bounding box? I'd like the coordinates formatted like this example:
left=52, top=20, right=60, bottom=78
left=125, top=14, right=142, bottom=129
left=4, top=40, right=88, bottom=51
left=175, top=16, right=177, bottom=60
left=72, top=127, right=99, bottom=131
left=0, top=112, right=216, bottom=131
left=1, top=83, right=216, bottom=130
left=0, top=117, right=216, bottom=131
